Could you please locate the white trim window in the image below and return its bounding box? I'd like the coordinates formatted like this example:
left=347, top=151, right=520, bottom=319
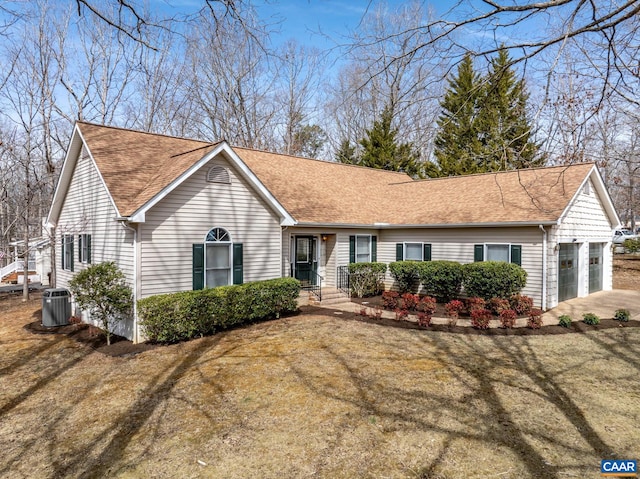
left=62, top=234, right=74, bottom=271
left=404, top=242, right=423, bottom=261
left=486, top=244, right=510, bottom=262
left=205, top=227, right=231, bottom=287
left=78, top=233, right=91, bottom=264
left=355, top=235, right=371, bottom=263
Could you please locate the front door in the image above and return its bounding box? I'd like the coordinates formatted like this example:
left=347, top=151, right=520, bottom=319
left=294, top=236, right=317, bottom=286
left=558, top=243, right=578, bottom=302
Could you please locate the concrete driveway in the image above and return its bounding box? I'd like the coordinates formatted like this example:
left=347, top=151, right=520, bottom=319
left=542, top=289, right=640, bottom=325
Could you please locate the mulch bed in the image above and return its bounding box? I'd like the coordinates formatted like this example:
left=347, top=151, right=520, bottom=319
left=24, top=319, right=158, bottom=357
left=304, top=305, right=640, bottom=336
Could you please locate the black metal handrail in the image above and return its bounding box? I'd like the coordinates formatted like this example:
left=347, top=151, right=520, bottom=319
left=337, top=265, right=350, bottom=296
left=294, top=266, right=322, bottom=302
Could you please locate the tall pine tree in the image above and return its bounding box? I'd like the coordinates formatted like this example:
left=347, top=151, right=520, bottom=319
left=433, top=51, right=543, bottom=177
left=478, top=49, right=543, bottom=170
left=433, top=54, right=484, bottom=176
left=358, top=105, right=423, bottom=178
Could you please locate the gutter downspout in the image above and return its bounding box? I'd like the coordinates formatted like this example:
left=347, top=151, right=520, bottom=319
left=539, top=224, right=547, bottom=311
left=118, top=220, right=139, bottom=343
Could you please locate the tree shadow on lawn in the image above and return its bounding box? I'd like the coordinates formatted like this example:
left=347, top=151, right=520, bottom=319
left=288, top=315, right=626, bottom=479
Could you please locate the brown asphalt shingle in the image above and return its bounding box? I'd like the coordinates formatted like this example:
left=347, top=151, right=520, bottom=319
left=77, top=122, right=593, bottom=225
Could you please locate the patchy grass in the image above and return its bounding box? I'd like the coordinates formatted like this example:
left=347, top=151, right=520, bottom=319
left=1, top=295, right=640, bottom=478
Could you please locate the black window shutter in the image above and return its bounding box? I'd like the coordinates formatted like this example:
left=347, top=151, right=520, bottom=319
left=61, top=235, right=65, bottom=270
left=423, top=244, right=432, bottom=261
left=78, top=235, right=82, bottom=261
left=349, top=236, right=355, bottom=263
left=510, top=244, right=522, bottom=266
left=371, top=236, right=377, bottom=262
left=192, top=244, right=204, bottom=290
left=70, top=237, right=74, bottom=272
left=87, top=235, right=92, bottom=264
left=233, top=243, right=243, bottom=284
left=396, top=243, right=403, bottom=261
left=474, top=244, right=484, bottom=262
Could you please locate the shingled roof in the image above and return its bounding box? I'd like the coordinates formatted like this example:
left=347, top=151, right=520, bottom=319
left=73, top=122, right=598, bottom=226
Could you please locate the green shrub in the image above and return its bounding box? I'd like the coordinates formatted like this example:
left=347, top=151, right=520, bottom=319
left=558, top=314, right=572, bottom=328
left=348, top=262, right=387, bottom=297
left=417, top=260, right=464, bottom=303
left=623, top=238, right=640, bottom=253
left=138, top=278, right=301, bottom=343
left=462, top=261, right=527, bottom=300
left=69, top=261, right=133, bottom=346
left=614, top=309, right=630, bottom=322
left=582, top=312, right=600, bottom=325
left=388, top=261, right=421, bottom=293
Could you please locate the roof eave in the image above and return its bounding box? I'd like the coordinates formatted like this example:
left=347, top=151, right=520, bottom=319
left=293, top=221, right=558, bottom=229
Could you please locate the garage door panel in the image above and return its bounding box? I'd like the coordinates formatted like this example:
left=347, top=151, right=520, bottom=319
left=558, top=243, right=578, bottom=302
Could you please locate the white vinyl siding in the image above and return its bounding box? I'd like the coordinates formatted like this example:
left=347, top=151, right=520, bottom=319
left=140, top=157, right=282, bottom=298
left=56, top=147, right=134, bottom=339
left=378, top=227, right=544, bottom=306
left=548, top=178, right=615, bottom=306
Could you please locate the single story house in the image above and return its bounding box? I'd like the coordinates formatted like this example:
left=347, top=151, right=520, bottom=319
left=47, top=122, right=620, bottom=342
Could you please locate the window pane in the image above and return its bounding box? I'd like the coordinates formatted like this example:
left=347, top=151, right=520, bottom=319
left=206, top=244, right=230, bottom=268
left=486, top=244, right=509, bottom=262
left=206, top=269, right=229, bottom=287
left=405, top=243, right=422, bottom=261
left=356, top=236, right=370, bottom=262
left=296, top=238, right=309, bottom=262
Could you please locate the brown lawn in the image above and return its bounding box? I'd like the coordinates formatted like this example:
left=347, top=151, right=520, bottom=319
left=1, top=290, right=640, bottom=479
left=614, top=254, right=640, bottom=290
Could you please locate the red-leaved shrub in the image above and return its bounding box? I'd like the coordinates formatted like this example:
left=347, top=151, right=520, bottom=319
left=401, top=293, right=419, bottom=311
left=382, top=291, right=400, bottom=310
left=416, top=295, right=437, bottom=315
left=444, top=299, right=464, bottom=319
left=527, top=308, right=543, bottom=329
left=417, top=312, right=432, bottom=327
left=499, top=309, right=517, bottom=328
left=510, top=294, right=534, bottom=315
left=395, top=309, right=409, bottom=321
left=470, top=309, right=492, bottom=329
left=489, top=297, right=511, bottom=315
left=466, top=297, right=487, bottom=313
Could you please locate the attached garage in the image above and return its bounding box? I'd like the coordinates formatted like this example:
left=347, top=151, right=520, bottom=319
left=558, top=243, right=578, bottom=302
left=589, top=243, right=604, bottom=293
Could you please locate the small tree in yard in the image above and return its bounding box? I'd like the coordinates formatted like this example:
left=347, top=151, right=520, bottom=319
left=69, top=262, right=133, bottom=345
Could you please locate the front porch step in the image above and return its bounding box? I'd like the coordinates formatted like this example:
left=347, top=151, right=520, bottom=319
left=317, top=288, right=350, bottom=306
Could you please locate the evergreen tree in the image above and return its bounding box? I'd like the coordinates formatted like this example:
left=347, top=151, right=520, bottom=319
left=359, top=106, right=423, bottom=178
left=478, top=49, right=543, bottom=170
left=433, top=54, right=484, bottom=176
left=433, top=51, right=543, bottom=177
left=335, top=138, right=357, bottom=164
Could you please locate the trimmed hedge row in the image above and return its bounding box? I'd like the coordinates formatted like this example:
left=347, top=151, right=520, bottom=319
left=138, top=278, right=301, bottom=343
left=387, top=260, right=527, bottom=301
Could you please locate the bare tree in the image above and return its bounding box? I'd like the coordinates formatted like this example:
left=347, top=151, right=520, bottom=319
left=327, top=1, right=446, bottom=161
left=184, top=7, right=278, bottom=148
